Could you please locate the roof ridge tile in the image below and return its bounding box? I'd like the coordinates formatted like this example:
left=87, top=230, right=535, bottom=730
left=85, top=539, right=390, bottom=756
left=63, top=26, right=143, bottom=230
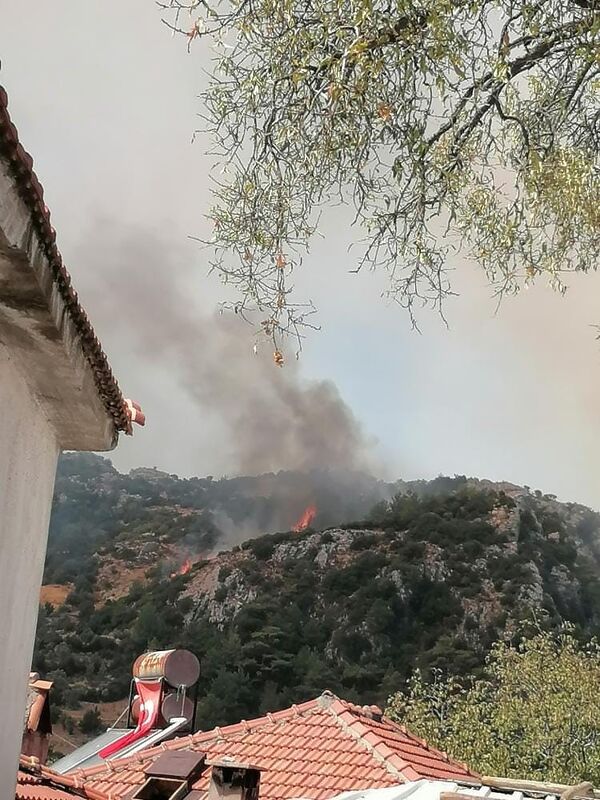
left=19, top=759, right=110, bottom=800
left=326, top=701, right=407, bottom=783
left=386, top=715, right=471, bottom=769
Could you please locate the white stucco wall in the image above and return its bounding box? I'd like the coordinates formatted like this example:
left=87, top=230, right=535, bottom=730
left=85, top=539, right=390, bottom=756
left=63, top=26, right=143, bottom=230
left=0, top=110, right=120, bottom=798
left=0, top=349, right=59, bottom=800
left=0, top=157, right=117, bottom=452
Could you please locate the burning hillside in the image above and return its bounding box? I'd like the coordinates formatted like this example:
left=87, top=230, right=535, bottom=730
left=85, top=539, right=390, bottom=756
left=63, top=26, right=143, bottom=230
left=170, top=559, right=193, bottom=578
left=36, top=474, right=600, bottom=737
left=293, top=504, right=317, bottom=532
left=44, top=454, right=394, bottom=602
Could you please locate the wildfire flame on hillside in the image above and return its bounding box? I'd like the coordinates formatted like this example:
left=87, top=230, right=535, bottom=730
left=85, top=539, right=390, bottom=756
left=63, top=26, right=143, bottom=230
left=170, top=558, right=192, bottom=578
left=293, top=504, right=317, bottom=532
left=169, top=552, right=218, bottom=579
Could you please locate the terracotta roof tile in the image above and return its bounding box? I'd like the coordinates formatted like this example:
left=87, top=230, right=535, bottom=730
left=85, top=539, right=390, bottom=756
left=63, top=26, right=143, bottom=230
left=16, top=761, right=108, bottom=800
left=0, top=85, right=131, bottom=435
left=74, top=692, right=478, bottom=800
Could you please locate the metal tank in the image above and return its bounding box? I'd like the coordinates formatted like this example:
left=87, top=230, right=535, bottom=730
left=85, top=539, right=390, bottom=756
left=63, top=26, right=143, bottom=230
left=132, top=649, right=200, bottom=688
left=160, top=692, right=195, bottom=724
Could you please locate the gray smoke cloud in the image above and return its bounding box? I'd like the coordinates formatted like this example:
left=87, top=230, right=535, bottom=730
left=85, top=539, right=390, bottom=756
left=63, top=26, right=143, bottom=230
left=74, top=222, right=374, bottom=476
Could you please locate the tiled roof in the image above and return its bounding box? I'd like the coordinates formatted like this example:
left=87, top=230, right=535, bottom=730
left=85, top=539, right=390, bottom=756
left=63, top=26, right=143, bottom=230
left=17, top=760, right=107, bottom=800
left=74, top=692, right=479, bottom=800
left=0, top=85, right=130, bottom=434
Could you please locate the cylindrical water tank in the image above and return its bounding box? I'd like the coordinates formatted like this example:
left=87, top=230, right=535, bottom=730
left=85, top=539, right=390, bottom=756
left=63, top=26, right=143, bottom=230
left=130, top=694, right=142, bottom=724
left=160, top=692, right=195, bottom=724
left=132, top=649, right=200, bottom=688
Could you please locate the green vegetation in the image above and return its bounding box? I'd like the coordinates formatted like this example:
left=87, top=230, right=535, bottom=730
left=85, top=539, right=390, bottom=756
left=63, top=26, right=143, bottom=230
left=35, top=460, right=600, bottom=737
left=79, top=707, right=103, bottom=735
left=388, top=629, right=600, bottom=784
left=44, top=454, right=389, bottom=587
left=45, top=455, right=219, bottom=586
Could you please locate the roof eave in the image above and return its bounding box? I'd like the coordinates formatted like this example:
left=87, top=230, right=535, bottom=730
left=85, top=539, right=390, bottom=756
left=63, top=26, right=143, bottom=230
left=0, top=85, right=130, bottom=445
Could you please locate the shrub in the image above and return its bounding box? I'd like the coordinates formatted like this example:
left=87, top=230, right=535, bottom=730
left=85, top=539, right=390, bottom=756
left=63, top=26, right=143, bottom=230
left=79, top=707, right=103, bottom=735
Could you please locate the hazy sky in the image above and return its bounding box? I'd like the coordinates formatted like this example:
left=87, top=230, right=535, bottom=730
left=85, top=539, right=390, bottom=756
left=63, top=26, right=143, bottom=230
left=1, top=1, right=600, bottom=508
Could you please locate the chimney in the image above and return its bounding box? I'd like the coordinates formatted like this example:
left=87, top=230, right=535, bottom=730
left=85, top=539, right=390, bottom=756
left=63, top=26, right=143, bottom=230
left=129, top=752, right=260, bottom=800
left=132, top=751, right=206, bottom=800
left=207, top=758, right=260, bottom=800
left=22, top=672, right=53, bottom=765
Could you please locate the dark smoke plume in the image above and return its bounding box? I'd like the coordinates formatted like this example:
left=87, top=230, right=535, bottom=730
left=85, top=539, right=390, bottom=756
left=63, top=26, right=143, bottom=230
left=74, top=222, right=373, bottom=475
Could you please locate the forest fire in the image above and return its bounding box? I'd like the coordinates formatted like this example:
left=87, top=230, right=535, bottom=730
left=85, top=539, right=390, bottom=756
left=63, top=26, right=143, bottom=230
left=293, top=504, right=317, bottom=532
left=170, top=558, right=192, bottom=578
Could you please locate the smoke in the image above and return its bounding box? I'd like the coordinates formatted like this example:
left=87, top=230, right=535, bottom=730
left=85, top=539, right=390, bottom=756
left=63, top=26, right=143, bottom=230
left=74, top=222, right=374, bottom=476
left=209, top=509, right=273, bottom=553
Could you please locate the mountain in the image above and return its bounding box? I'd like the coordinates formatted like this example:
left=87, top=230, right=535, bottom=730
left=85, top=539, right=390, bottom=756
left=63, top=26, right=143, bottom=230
left=42, top=453, right=394, bottom=595
left=34, top=455, right=600, bottom=748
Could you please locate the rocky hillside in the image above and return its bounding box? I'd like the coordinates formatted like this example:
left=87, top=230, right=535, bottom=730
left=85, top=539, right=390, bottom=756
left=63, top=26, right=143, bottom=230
left=44, top=453, right=393, bottom=601
left=35, top=461, right=600, bottom=745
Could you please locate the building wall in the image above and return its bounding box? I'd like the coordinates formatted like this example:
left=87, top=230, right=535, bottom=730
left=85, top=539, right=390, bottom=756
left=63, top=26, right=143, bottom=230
left=0, top=350, right=59, bottom=800
left=0, top=158, right=118, bottom=452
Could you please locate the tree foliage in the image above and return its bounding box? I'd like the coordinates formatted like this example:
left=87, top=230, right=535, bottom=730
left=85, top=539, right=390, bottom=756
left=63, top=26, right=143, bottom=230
left=162, top=0, right=600, bottom=346
left=388, top=630, right=600, bottom=784
left=79, top=707, right=103, bottom=735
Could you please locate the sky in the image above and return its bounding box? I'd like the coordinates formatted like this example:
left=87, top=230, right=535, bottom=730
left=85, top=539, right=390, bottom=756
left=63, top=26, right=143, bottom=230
left=1, top=1, right=600, bottom=508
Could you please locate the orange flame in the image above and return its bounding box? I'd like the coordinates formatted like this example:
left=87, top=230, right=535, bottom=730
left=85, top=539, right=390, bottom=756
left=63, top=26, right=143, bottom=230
left=293, top=504, right=317, bottom=532
left=170, top=558, right=192, bottom=578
